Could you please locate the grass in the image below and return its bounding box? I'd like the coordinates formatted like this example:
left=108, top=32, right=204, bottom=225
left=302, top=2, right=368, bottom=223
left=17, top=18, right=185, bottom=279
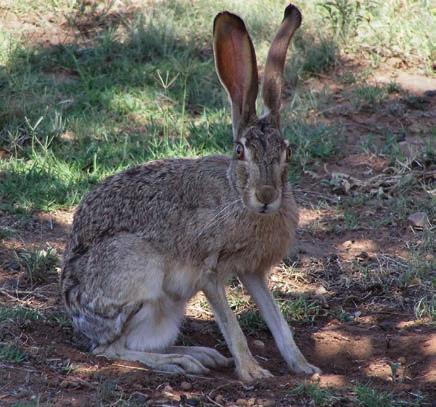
left=14, top=247, right=59, bottom=285
left=290, top=383, right=338, bottom=406
left=354, top=385, right=394, bottom=407
left=0, top=344, right=27, bottom=363
left=0, top=305, right=43, bottom=324
left=2, top=0, right=431, bottom=214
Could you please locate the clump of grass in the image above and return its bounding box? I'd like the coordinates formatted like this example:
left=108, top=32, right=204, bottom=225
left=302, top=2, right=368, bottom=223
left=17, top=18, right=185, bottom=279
left=0, top=344, right=27, bottom=364
left=351, top=85, right=388, bottom=111
left=14, top=247, right=59, bottom=285
left=279, top=295, right=322, bottom=324
left=0, top=306, right=43, bottom=325
left=285, top=121, right=341, bottom=172
left=414, top=296, right=435, bottom=321
left=290, top=383, right=338, bottom=406
left=0, top=227, right=15, bottom=240
left=354, top=385, right=394, bottom=407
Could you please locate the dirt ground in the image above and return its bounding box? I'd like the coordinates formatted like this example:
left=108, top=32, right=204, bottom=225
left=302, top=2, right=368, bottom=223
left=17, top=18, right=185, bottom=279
left=0, top=2, right=435, bottom=406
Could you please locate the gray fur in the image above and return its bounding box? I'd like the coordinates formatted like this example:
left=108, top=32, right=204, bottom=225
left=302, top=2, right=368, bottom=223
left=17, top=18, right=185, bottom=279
left=61, top=3, right=320, bottom=381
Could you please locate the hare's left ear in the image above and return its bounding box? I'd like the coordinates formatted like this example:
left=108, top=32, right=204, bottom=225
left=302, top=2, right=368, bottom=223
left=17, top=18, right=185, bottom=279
left=213, top=12, right=258, bottom=140
left=262, top=4, right=302, bottom=128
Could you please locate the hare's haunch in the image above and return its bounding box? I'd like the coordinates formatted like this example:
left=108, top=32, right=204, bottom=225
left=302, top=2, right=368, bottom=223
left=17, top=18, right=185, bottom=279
left=61, top=3, right=320, bottom=381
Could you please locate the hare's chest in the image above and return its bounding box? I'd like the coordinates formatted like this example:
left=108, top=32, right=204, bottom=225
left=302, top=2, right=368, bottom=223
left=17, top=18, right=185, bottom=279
left=220, top=214, right=295, bottom=273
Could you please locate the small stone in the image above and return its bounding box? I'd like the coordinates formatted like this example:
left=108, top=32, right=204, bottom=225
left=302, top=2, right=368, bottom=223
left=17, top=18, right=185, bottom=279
left=311, top=372, right=321, bottom=381
left=259, top=400, right=275, bottom=407
left=214, top=394, right=224, bottom=404
left=315, top=286, right=327, bottom=295
left=180, top=381, right=192, bottom=391
left=163, top=384, right=173, bottom=393
left=252, top=339, right=265, bottom=349
left=236, top=399, right=247, bottom=406
left=407, top=212, right=429, bottom=228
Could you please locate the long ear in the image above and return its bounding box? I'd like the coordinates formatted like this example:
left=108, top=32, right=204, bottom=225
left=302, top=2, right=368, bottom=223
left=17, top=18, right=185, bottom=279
left=213, top=12, right=258, bottom=140
left=262, top=4, right=302, bottom=128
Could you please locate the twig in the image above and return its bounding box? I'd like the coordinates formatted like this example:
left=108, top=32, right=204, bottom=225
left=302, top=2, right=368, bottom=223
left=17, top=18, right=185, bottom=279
left=206, top=395, right=225, bottom=407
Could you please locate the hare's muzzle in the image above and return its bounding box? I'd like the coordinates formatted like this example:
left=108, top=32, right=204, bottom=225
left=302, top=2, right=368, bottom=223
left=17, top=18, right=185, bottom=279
left=255, top=185, right=278, bottom=205
left=250, top=185, right=281, bottom=214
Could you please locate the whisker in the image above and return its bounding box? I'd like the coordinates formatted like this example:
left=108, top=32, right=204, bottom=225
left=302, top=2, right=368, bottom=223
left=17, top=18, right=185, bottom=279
left=197, top=199, right=241, bottom=237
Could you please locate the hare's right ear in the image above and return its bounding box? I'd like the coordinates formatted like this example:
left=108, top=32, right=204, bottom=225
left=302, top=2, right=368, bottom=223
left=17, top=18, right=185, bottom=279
left=262, top=4, right=302, bottom=128
left=213, top=12, right=258, bottom=140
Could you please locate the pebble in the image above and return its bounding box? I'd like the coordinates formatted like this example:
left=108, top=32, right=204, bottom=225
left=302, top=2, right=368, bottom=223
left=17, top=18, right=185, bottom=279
left=259, top=400, right=275, bottom=407
left=252, top=339, right=265, bottom=349
left=311, top=372, right=321, bottom=381
left=407, top=212, right=429, bottom=228
left=163, top=384, right=173, bottom=393
left=180, top=381, right=192, bottom=391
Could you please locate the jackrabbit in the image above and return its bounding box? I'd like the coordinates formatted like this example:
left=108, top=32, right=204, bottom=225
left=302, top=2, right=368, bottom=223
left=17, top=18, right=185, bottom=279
left=61, top=3, right=320, bottom=381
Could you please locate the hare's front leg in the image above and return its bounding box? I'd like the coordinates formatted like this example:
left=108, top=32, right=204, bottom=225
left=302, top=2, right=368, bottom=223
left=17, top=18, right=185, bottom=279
left=239, top=273, right=321, bottom=375
left=202, top=280, right=272, bottom=382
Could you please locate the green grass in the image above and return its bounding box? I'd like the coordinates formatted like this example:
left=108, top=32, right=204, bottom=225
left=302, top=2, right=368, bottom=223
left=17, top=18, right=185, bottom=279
left=0, top=305, right=44, bottom=324
left=354, top=385, right=394, bottom=407
left=0, top=344, right=27, bottom=363
left=0, top=0, right=341, bottom=214
left=14, top=248, right=59, bottom=285
left=0, top=0, right=434, bottom=216
left=289, top=383, right=337, bottom=406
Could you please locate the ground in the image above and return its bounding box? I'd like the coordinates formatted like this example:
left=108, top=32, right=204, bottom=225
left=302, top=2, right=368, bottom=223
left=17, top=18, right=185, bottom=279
left=0, top=1, right=435, bottom=406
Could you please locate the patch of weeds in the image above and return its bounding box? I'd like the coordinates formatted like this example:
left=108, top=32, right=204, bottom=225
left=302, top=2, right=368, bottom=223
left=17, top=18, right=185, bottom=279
left=278, top=295, right=322, bottom=323
left=339, top=71, right=357, bottom=85
left=47, top=312, right=72, bottom=328
left=290, top=382, right=338, bottom=406
left=343, top=211, right=360, bottom=231
left=302, top=38, right=338, bottom=76
left=14, top=247, right=59, bottom=285
left=0, top=226, right=15, bottom=239
left=285, top=121, right=341, bottom=171
left=351, top=85, right=388, bottom=111
left=332, top=307, right=358, bottom=323
left=0, top=344, right=27, bottom=363
left=386, top=81, right=401, bottom=94
left=0, top=305, right=43, bottom=324
left=414, top=296, right=435, bottom=321
left=96, top=377, right=120, bottom=405
left=354, top=385, right=393, bottom=407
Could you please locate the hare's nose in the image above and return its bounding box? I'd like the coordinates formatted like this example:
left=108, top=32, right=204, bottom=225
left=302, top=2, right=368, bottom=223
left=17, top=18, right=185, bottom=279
left=255, top=186, right=278, bottom=205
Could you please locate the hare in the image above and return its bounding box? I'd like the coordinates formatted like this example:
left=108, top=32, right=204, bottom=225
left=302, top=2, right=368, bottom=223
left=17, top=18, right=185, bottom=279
left=60, top=3, right=320, bottom=382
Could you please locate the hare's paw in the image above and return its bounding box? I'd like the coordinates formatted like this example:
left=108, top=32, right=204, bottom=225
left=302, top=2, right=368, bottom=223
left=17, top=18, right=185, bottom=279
left=187, top=346, right=233, bottom=369
left=289, top=359, right=321, bottom=375
left=156, top=354, right=210, bottom=375
left=237, top=360, right=273, bottom=382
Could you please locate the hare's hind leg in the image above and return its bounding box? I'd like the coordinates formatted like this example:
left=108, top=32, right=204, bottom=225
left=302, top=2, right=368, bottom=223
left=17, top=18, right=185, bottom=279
left=69, top=234, right=211, bottom=375
left=94, top=301, right=214, bottom=374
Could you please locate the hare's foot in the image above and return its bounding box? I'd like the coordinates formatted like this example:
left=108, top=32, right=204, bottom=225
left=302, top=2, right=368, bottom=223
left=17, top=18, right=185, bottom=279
left=94, top=345, right=210, bottom=375
left=288, top=356, right=321, bottom=375
left=237, top=358, right=273, bottom=382
left=167, top=346, right=232, bottom=369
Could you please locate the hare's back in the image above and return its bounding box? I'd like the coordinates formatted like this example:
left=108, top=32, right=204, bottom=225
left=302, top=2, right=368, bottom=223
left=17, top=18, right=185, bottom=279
left=67, top=155, right=232, bottom=256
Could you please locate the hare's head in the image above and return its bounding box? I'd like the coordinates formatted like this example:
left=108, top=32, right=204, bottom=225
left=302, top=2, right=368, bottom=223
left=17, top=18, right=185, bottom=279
left=213, top=4, right=301, bottom=214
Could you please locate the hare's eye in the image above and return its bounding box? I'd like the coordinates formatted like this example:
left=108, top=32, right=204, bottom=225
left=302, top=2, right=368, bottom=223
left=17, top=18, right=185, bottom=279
left=285, top=146, right=292, bottom=162
left=235, top=143, right=244, bottom=160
